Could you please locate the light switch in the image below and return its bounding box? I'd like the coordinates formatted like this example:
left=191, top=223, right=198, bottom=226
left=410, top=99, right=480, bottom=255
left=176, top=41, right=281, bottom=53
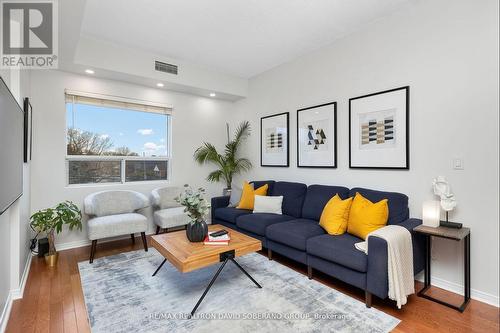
left=453, top=158, right=464, bottom=170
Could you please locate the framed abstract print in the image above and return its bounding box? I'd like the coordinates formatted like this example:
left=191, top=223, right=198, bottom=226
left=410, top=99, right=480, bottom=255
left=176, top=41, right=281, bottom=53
left=297, top=102, right=337, bottom=168
left=349, top=86, right=409, bottom=169
left=260, top=112, right=289, bottom=167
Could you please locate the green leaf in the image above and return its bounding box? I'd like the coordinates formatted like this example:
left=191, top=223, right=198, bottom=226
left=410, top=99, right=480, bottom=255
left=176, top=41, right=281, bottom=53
left=193, top=121, right=252, bottom=187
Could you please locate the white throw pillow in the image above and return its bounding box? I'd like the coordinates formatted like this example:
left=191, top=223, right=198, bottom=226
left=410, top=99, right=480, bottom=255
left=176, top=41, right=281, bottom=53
left=253, top=195, right=283, bottom=214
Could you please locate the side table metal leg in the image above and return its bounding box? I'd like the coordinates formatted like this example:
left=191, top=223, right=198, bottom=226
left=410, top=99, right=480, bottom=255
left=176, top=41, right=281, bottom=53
left=460, top=234, right=471, bottom=312
left=425, top=235, right=431, bottom=287
left=418, top=235, right=432, bottom=295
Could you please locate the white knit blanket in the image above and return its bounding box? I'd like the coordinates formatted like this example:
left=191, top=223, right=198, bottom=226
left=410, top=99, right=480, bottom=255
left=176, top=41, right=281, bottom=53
left=355, top=225, right=414, bottom=308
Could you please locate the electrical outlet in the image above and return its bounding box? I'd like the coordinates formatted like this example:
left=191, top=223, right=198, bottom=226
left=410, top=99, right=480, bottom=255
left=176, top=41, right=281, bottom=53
left=453, top=158, right=464, bottom=170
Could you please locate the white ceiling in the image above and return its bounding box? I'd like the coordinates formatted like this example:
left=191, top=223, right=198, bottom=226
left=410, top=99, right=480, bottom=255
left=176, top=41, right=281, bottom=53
left=81, top=0, right=411, bottom=79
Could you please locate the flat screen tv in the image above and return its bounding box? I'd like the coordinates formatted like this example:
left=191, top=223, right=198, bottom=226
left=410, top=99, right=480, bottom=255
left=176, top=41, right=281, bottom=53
left=0, top=76, right=23, bottom=215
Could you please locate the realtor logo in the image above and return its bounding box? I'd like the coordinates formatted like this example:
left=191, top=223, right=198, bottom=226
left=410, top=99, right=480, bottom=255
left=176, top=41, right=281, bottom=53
left=1, top=0, right=58, bottom=68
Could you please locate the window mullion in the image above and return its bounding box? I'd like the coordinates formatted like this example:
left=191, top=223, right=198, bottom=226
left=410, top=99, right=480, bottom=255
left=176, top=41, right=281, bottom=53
left=121, top=158, right=126, bottom=184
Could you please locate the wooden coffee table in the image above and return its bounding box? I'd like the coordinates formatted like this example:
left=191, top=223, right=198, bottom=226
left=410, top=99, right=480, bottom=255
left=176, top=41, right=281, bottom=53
left=150, top=224, right=262, bottom=316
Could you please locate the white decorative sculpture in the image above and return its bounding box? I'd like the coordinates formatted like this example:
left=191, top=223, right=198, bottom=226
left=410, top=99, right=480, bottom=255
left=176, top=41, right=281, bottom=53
left=432, top=176, right=450, bottom=198
left=432, top=176, right=457, bottom=221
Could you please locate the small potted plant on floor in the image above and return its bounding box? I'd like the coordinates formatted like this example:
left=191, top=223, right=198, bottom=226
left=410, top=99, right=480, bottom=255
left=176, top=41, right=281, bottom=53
left=30, top=201, right=82, bottom=266
left=176, top=185, right=210, bottom=242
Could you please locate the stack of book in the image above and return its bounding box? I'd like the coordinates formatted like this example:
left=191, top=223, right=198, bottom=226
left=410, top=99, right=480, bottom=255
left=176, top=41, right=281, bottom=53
left=203, top=231, right=230, bottom=245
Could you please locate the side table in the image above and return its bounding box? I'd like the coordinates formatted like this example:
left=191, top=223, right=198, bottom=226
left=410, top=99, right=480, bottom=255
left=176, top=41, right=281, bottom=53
left=413, top=224, right=470, bottom=312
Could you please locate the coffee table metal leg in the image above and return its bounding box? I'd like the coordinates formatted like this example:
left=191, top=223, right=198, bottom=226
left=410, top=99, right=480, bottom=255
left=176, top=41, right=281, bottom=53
left=230, top=258, right=262, bottom=288
left=152, top=258, right=167, bottom=277
left=190, top=258, right=229, bottom=317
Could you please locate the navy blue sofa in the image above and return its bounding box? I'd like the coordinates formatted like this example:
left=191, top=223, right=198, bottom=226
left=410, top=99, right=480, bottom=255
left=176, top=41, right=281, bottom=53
left=211, top=180, right=425, bottom=307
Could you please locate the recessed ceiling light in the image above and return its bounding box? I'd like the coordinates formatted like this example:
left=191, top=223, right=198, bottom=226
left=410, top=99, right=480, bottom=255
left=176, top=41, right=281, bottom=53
left=85, top=69, right=95, bottom=74
left=156, top=83, right=164, bottom=87
left=209, top=93, right=216, bottom=97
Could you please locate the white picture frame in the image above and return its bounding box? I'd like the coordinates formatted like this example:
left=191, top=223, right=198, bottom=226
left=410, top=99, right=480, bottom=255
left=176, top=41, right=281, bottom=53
left=297, top=102, right=337, bottom=168
left=349, top=86, right=409, bottom=169
left=260, top=112, right=289, bottom=167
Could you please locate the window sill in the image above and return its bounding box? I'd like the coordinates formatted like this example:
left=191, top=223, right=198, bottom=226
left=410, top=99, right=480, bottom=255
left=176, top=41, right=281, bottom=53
left=65, top=180, right=170, bottom=189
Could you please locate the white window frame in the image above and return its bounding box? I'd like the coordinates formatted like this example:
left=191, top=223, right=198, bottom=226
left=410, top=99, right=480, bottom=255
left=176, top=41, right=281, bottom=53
left=64, top=90, right=172, bottom=187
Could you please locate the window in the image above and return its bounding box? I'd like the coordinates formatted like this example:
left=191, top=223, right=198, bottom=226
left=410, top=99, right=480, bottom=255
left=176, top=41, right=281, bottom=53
left=65, top=91, right=171, bottom=185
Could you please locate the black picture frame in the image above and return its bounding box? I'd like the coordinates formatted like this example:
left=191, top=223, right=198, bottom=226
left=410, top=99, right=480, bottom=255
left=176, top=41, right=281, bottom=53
left=349, top=86, right=410, bottom=170
left=260, top=112, right=289, bottom=167
left=297, top=102, right=337, bottom=168
left=23, top=97, right=33, bottom=163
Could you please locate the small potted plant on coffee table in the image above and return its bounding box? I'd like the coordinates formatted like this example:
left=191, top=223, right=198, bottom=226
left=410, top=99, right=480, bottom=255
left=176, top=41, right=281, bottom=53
left=176, top=185, right=210, bottom=242
left=30, top=201, right=82, bottom=266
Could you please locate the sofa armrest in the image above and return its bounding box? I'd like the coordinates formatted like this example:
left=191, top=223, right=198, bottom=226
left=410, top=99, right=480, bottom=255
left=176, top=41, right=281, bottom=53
left=211, top=196, right=230, bottom=221
left=366, top=218, right=426, bottom=299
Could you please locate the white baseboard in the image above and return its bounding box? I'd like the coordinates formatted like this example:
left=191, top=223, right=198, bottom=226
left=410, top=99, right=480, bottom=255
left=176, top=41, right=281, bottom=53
left=417, top=275, right=499, bottom=307
left=55, top=238, right=93, bottom=251
left=0, top=254, right=32, bottom=333
left=10, top=254, right=32, bottom=300
left=0, top=292, right=12, bottom=333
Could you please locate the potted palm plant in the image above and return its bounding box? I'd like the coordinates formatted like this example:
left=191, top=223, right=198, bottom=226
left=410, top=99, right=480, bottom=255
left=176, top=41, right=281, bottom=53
left=194, top=121, right=252, bottom=195
left=176, top=185, right=211, bottom=242
left=30, top=201, right=82, bottom=266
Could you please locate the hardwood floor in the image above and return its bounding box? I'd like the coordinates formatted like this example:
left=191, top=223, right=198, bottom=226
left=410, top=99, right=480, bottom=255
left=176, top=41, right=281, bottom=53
left=6, top=235, right=499, bottom=333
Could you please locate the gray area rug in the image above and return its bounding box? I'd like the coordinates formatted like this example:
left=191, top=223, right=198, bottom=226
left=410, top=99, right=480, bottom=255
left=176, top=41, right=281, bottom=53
left=78, top=249, right=400, bottom=332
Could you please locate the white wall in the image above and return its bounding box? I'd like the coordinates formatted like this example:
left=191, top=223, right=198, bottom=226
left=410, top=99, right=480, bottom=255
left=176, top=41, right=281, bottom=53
left=0, top=68, right=32, bottom=331
left=29, top=70, right=236, bottom=247
left=233, top=0, right=499, bottom=305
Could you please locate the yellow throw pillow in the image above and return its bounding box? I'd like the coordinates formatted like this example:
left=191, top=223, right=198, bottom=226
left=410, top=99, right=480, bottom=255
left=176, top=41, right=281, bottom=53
left=319, top=194, right=353, bottom=235
left=347, top=192, right=389, bottom=240
left=237, top=182, right=268, bottom=210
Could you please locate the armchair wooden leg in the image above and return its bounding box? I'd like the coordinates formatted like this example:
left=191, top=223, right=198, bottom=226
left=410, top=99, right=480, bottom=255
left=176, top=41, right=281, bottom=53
left=141, top=232, right=148, bottom=252
left=131, top=233, right=135, bottom=243
left=89, top=240, right=97, bottom=264
left=267, top=249, right=273, bottom=260
left=155, top=226, right=160, bottom=235
left=365, top=291, right=372, bottom=308
left=307, top=265, right=313, bottom=280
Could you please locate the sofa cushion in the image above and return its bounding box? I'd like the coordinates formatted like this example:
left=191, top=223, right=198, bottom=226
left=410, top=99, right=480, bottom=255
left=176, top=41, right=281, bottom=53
left=347, top=193, right=389, bottom=240
left=306, top=233, right=367, bottom=272
left=349, top=187, right=408, bottom=225
left=266, top=219, right=325, bottom=251
left=250, top=180, right=275, bottom=194
left=214, top=207, right=252, bottom=224
left=236, top=213, right=294, bottom=236
left=253, top=195, right=283, bottom=214
left=237, top=181, right=268, bottom=210
left=88, top=213, right=147, bottom=240
left=302, top=185, right=350, bottom=220
left=271, top=182, right=307, bottom=218
left=319, top=195, right=353, bottom=235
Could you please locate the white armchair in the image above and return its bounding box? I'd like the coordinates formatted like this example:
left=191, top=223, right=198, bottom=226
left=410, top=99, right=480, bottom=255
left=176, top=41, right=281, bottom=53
left=84, top=190, right=149, bottom=263
left=151, top=187, right=190, bottom=234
